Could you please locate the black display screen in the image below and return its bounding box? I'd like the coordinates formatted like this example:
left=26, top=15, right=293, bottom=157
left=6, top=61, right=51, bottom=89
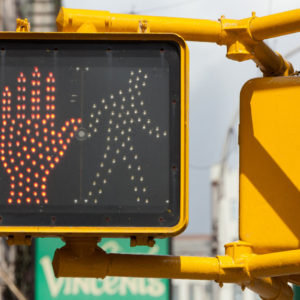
left=0, top=39, right=181, bottom=227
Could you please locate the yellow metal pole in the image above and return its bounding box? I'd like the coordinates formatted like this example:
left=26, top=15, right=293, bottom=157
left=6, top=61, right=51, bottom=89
left=56, top=7, right=221, bottom=42
left=250, top=9, right=300, bottom=40
left=247, top=249, right=300, bottom=279
left=245, top=278, right=293, bottom=300
left=56, top=7, right=294, bottom=76
left=52, top=239, right=294, bottom=300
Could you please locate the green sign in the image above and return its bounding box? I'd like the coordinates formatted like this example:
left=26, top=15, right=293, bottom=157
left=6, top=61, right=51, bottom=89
left=35, top=238, right=170, bottom=300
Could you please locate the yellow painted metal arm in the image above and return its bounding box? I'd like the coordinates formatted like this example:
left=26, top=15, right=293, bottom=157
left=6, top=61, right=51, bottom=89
left=56, top=7, right=294, bottom=76
left=52, top=239, right=294, bottom=300
left=248, top=248, right=300, bottom=279
left=250, top=9, right=300, bottom=40
left=56, top=7, right=221, bottom=42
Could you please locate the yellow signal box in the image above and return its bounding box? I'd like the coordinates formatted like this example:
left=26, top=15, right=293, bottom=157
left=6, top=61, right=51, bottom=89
left=239, top=76, right=300, bottom=253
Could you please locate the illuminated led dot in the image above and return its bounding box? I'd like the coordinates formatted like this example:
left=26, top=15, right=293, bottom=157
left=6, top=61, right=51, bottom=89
left=142, top=125, right=146, bottom=130
left=122, top=97, right=126, bottom=102
left=149, top=130, right=153, bottom=135
left=97, top=110, right=101, bottom=115
left=93, top=128, right=97, bottom=133
left=138, top=118, right=141, bottom=122
left=134, top=155, right=138, bottom=160
left=130, top=71, right=134, bottom=76
left=36, top=199, right=40, bottom=204
left=127, top=137, right=131, bottom=141
left=131, top=176, right=134, bottom=180
left=96, top=173, right=100, bottom=178
left=74, top=199, right=78, bottom=203
left=26, top=186, right=30, bottom=192
left=17, top=199, right=21, bottom=204
left=103, top=153, right=107, bottom=159
left=112, top=159, right=116, bottom=164
left=143, top=188, right=147, bottom=192
left=84, top=199, right=88, bottom=203
left=110, top=94, right=114, bottom=99
left=98, top=189, right=102, bottom=194
left=115, top=124, right=119, bottom=129
left=114, top=137, right=118, bottom=141
left=128, top=164, right=132, bottom=169
left=129, top=146, right=133, bottom=151
left=111, top=111, right=115, bottom=116
left=145, top=199, right=149, bottom=204
left=95, top=118, right=99, bottom=124
left=44, top=199, right=48, bottom=204
left=134, top=110, right=138, bottom=114
left=128, top=88, right=132, bottom=93
left=140, top=177, right=144, bottom=182
left=134, top=187, right=138, bottom=192
left=50, top=163, right=55, bottom=169
left=103, top=179, right=107, bottom=184
left=88, top=191, right=93, bottom=196
left=131, top=96, right=135, bottom=100
left=109, top=119, right=113, bottom=125
left=116, top=149, right=120, bottom=154
left=8, top=198, right=12, bottom=204
left=90, top=113, right=94, bottom=118
left=137, top=197, right=140, bottom=202
left=100, top=163, right=104, bottom=168
left=92, top=181, right=96, bottom=186
left=156, top=134, right=160, bottom=138
left=121, top=142, right=125, bottom=147
left=122, top=156, right=126, bottom=161
left=106, top=146, right=110, bottom=151
left=112, top=102, right=116, bottom=107
left=134, top=84, right=138, bottom=89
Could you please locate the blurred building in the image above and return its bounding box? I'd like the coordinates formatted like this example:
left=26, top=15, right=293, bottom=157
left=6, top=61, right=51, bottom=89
left=172, top=235, right=213, bottom=300
left=0, top=0, right=60, bottom=32
left=210, top=164, right=259, bottom=300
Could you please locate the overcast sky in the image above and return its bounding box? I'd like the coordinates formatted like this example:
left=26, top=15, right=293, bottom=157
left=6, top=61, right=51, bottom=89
left=63, top=0, right=300, bottom=234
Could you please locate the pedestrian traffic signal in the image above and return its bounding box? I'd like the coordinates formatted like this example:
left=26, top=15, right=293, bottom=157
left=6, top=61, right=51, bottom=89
left=0, top=32, right=188, bottom=238
left=239, top=76, right=300, bottom=253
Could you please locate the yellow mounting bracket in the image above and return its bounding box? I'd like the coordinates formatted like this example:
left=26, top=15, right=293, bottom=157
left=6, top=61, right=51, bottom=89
left=218, top=13, right=256, bottom=62
left=218, top=12, right=294, bottom=76
left=16, top=18, right=30, bottom=32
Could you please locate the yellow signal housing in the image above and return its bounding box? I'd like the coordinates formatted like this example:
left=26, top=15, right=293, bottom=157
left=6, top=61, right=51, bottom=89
left=239, top=76, right=300, bottom=253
